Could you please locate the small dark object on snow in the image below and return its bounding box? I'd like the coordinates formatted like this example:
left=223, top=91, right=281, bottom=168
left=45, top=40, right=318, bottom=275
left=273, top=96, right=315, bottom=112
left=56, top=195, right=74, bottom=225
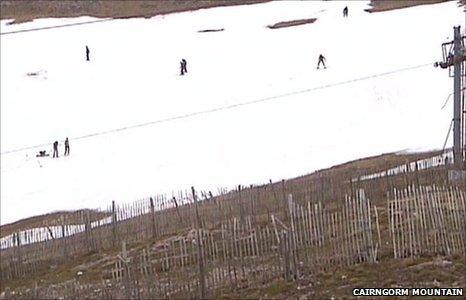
left=64, top=137, right=70, bottom=156
left=198, top=28, right=224, bottom=33
left=317, top=54, right=326, bottom=69
left=86, top=45, right=90, bottom=61
left=343, top=6, right=348, bottom=17
left=36, top=150, right=49, bottom=157
left=53, top=141, right=59, bottom=158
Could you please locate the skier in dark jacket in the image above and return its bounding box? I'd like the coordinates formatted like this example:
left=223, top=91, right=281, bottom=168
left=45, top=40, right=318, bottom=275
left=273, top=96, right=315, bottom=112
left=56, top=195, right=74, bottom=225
left=180, top=59, right=187, bottom=75
left=343, top=6, right=348, bottom=17
left=53, top=141, right=59, bottom=158
left=182, top=59, right=187, bottom=74
left=86, top=46, right=90, bottom=61
left=317, top=54, right=326, bottom=69
left=64, top=137, right=70, bottom=156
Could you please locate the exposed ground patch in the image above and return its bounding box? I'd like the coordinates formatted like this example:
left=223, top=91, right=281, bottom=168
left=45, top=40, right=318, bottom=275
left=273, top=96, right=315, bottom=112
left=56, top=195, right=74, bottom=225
left=267, top=18, right=317, bottom=29
left=225, top=256, right=465, bottom=299
left=197, top=28, right=224, bottom=33
left=1, top=0, right=458, bottom=25
left=0, top=0, right=270, bottom=24
left=0, top=210, right=110, bottom=238
left=367, top=0, right=452, bottom=12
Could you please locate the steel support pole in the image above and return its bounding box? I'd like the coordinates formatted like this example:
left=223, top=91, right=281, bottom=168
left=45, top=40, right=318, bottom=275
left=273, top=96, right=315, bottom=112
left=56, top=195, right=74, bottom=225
left=453, top=26, right=463, bottom=166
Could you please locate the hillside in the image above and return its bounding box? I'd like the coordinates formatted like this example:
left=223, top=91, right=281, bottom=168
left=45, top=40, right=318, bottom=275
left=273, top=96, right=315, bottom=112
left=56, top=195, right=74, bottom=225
left=1, top=0, right=465, bottom=298
left=1, top=150, right=464, bottom=298
left=0, top=0, right=269, bottom=24
left=1, top=0, right=462, bottom=226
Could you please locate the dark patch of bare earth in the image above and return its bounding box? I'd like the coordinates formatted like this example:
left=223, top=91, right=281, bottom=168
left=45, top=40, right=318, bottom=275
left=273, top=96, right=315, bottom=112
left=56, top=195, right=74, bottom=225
left=198, top=28, right=224, bottom=33
left=367, top=0, right=452, bottom=12
left=0, top=0, right=270, bottom=24
left=268, top=18, right=317, bottom=29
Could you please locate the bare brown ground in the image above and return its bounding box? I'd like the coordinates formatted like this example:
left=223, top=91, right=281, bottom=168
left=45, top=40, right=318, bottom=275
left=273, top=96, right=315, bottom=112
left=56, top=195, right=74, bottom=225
left=229, top=255, right=465, bottom=299
left=1, top=0, right=459, bottom=25
left=367, top=0, right=452, bottom=12
left=0, top=0, right=270, bottom=24
left=5, top=238, right=464, bottom=298
left=0, top=210, right=110, bottom=238
left=267, top=18, right=317, bottom=29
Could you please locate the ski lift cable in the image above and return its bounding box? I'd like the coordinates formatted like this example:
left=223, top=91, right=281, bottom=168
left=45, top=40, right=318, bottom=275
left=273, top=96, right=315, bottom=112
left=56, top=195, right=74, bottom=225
left=0, top=62, right=434, bottom=156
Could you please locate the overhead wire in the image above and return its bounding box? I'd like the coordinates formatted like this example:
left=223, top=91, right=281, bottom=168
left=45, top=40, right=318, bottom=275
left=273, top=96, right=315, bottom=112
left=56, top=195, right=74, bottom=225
left=1, top=62, right=434, bottom=155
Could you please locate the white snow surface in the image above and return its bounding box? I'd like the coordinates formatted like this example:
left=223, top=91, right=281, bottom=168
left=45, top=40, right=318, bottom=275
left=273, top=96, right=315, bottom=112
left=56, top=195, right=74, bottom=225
left=0, top=1, right=463, bottom=225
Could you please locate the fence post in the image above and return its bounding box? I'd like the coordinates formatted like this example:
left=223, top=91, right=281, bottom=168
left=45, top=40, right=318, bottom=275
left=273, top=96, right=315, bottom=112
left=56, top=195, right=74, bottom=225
left=281, top=180, right=287, bottom=222
left=61, top=216, right=68, bottom=260
left=150, top=197, right=157, bottom=239
left=121, top=240, right=132, bottom=299
left=112, top=201, right=117, bottom=248
left=238, top=185, right=244, bottom=223
left=192, top=186, right=206, bottom=299
left=287, top=194, right=299, bottom=280
left=282, top=231, right=291, bottom=281
left=85, top=210, right=93, bottom=252
left=15, top=232, right=22, bottom=278
left=172, top=196, right=184, bottom=227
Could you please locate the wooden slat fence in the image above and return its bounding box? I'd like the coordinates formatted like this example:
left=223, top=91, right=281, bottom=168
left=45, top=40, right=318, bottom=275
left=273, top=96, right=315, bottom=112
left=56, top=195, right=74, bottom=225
left=387, top=185, right=466, bottom=259
left=5, top=185, right=466, bottom=298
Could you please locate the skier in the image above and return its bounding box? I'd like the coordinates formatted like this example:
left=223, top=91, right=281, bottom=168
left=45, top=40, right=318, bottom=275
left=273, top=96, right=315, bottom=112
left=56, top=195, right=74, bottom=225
left=64, top=137, right=70, bottom=156
left=180, top=58, right=187, bottom=75
left=317, top=54, right=327, bottom=69
left=182, top=59, right=187, bottom=74
left=53, top=141, right=59, bottom=158
left=86, top=45, right=90, bottom=62
left=343, top=6, right=348, bottom=17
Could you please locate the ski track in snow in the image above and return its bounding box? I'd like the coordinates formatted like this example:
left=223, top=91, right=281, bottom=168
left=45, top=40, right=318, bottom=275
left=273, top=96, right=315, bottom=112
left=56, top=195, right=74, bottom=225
left=0, top=1, right=463, bottom=225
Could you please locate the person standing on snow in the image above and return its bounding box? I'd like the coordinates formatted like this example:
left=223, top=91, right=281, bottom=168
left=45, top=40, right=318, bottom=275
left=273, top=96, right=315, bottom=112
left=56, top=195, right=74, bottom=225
left=64, top=137, right=70, bottom=156
left=180, top=60, right=185, bottom=75
left=86, top=45, right=90, bottom=61
left=53, top=141, right=59, bottom=158
left=343, top=6, right=348, bottom=17
left=180, top=59, right=187, bottom=75
left=317, top=54, right=327, bottom=69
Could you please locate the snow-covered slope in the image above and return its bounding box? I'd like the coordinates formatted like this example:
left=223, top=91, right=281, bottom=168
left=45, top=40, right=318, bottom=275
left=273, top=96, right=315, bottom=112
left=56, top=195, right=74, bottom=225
left=0, top=1, right=463, bottom=225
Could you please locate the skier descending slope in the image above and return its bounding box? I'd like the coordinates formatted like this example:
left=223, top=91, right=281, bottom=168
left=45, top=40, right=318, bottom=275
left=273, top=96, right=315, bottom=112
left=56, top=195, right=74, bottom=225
left=180, top=59, right=187, bottom=75
left=343, top=6, right=348, bottom=17
left=85, top=45, right=90, bottom=61
left=317, top=54, right=326, bottom=69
